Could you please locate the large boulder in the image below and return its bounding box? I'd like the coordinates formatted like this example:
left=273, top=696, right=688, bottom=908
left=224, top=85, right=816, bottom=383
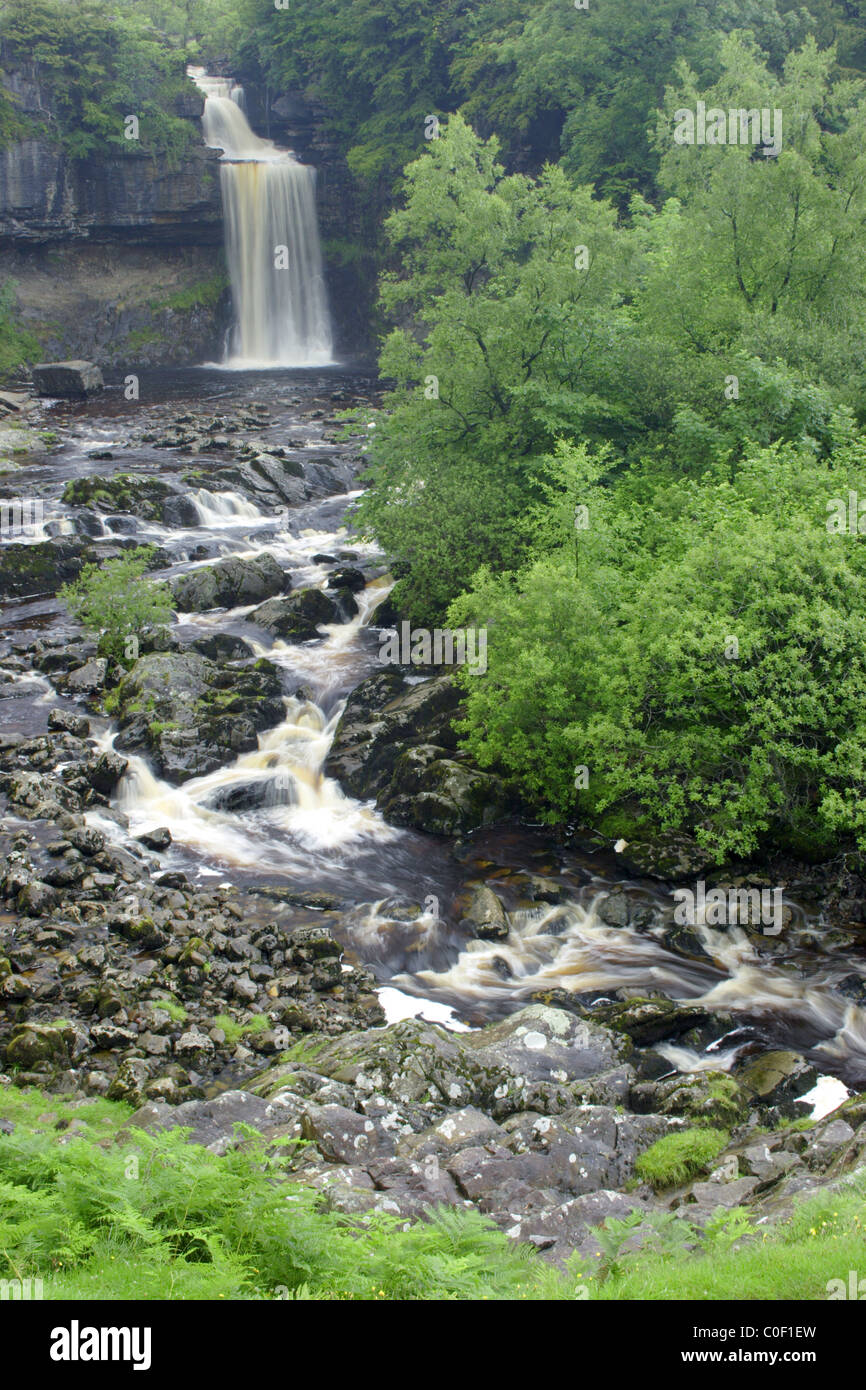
left=171, top=553, right=288, bottom=612
left=32, top=360, right=104, bottom=396
left=113, top=651, right=285, bottom=783
left=250, top=588, right=340, bottom=639
left=62, top=474, right=172, bottom=522
left=325, top=672, right=510, bottom=834
left=0, top=540, right=84, bottom=598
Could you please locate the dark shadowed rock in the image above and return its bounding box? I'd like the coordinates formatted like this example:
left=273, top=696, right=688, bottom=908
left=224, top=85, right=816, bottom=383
left=32, top=361, right=104, bottom=396
left=250, top=588, right=340, bottom=639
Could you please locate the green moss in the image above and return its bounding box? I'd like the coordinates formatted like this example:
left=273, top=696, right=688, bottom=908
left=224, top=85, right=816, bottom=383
left=635, top=1127, right=731, bottom=1190
left=154, top=273, right=228, bottom=314
left=154, top=996, right=187, bottom=1023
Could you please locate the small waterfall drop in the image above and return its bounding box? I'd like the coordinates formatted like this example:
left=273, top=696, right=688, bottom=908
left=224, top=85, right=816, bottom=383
left=189, top=68, right=334, bottom=369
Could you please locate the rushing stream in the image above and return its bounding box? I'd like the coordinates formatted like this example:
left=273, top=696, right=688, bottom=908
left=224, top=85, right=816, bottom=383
left=2, top=368, right=866, bottom=1094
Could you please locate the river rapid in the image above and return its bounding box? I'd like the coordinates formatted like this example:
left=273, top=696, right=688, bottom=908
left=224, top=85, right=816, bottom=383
left=3, top=366, right=866, bottom=1098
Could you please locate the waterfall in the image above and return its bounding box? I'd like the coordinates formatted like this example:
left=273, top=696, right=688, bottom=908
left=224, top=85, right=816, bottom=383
left=189, top=68, right=334, bottom=369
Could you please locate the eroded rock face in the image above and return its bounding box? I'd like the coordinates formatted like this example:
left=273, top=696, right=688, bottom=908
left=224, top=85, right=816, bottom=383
left=113, top=651, right=285, bottom=783
left=325, top=671, right=511, bottom=834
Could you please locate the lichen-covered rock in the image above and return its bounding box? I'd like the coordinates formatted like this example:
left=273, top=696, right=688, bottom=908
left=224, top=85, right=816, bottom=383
left=630, top=1070, right=750, bottom=1129
left=587, top=998, right=712, bottom=1046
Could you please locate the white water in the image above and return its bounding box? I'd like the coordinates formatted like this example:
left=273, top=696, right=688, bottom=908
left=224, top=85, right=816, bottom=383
left=189, top=68, right=334, bottom=369
left=114, top=579, right=398, bottom=876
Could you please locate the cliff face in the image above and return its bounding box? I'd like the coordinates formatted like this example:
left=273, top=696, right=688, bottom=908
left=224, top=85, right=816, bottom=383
left=0, top=59, right=228, bottom=370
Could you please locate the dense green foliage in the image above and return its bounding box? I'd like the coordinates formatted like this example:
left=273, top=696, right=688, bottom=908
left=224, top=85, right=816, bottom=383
left=240, top=0, right=866, bottom=205
left=635, top=1128, right=732, bottom=1189
left=60, top=546, right=173, bottom=666
left=0, top=0, right=206, bottom=159
left=352, top=33, right=866, bottom=860
left=1, top=1085, right=862, bottom=1301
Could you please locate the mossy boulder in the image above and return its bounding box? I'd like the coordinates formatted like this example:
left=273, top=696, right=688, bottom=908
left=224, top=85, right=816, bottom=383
left=62, top=474, right=171, bottom=521
left=171, top=553, right=288, bottom=612
left=250, top=587, right=340, bottom=639
left=630, top=1070, right=750, bottom=1129
left=113, top=651, right=285, bottom=783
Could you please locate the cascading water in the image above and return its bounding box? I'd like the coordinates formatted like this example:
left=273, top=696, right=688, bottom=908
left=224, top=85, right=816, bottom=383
left=189, top=68, right=334, bottom=369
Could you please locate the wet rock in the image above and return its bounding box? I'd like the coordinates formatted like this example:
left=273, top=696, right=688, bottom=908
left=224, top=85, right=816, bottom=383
left=734, top=1051, right=820, bottom=1119
left=326, top=567, right=366, bottom=593
left=47, top=708, right=90, bottom=737
left=113, top=651, right=284, bottom=784
left=137, top=827, right=172, bottom=851
left=596, top=891, right=653, bottom=930
left=190, top=634, right=255, bottom=662
left=16, top=880, right=58, bottom=916
left=456, top=884, right=509, bottom=941
left=250, top=588, right=340, bottom=639
left=325, top=672, right=510, bottom=834
left=171, top=553, right=288, bottom=611
left=587, top=997, right=711, bottom=1046
left=82, top=749, right=128, bottom=795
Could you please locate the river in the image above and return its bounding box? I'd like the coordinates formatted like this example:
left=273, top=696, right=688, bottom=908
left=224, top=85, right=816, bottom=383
left=2, top=366, right=866, bottom=1096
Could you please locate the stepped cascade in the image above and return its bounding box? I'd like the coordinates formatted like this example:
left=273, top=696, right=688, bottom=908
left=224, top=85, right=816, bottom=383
left=190, top=68, right=334, bottom=368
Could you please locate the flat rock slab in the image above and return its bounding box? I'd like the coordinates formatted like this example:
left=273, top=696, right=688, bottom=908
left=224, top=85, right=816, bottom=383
left=32, top=361, right=104, bottom=397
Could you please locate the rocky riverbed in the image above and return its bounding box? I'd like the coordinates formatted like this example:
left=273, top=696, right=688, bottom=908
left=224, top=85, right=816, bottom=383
left=2, top=367, right=866, bottom=1265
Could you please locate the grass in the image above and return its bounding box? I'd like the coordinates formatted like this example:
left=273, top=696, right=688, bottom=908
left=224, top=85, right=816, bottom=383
left=635, top=1128, right=731, bottom=1190
left=212, top=1014, right=270, bottom=1045
left=153, top=996, right=187, bottom=1024
left=0, top=1085, right=863, bottom=1301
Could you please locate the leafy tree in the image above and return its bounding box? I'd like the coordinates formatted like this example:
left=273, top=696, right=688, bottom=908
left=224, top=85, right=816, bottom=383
left=0, top=0, right=198, bottom=160
left=60, top=547, right=173, bottom=667
left=352, top=114, right=634, bottom=621
left=450, top=439, right=866, bottom=860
